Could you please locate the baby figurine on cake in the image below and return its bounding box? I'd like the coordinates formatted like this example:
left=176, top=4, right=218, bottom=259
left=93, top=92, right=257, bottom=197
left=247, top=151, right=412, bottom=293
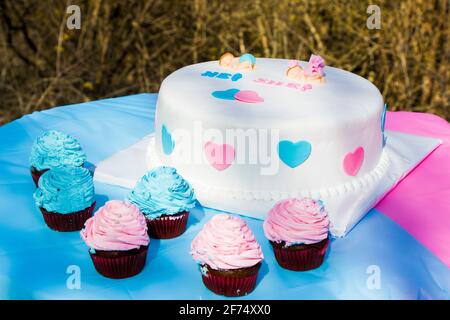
left=286, top=54, right=326, bottom=84
left=219, top=52, right=256, bottom=71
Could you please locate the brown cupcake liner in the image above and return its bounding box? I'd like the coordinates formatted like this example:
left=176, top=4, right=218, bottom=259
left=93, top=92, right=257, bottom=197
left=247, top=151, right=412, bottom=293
left=200, top=263, right=261, bottom=297
left=270, top=238, right=329, bottom=271
left=39, top=202, right=96, bottom=232
left=30, top=166, right=49, bottom=187
left=146, top=211, right=189, bottom=239
left=89, top=246, right=148, bottom=279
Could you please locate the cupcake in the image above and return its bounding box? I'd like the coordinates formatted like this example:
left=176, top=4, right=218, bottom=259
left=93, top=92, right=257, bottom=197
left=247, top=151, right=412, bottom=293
left=191, top=214, right=264, bottom=297
left=30, top=130, right=86, bottom=186
left=128, top=166, right=196, bottom=239
left=34, top=165, right=95, bottom=231
left=81, top=200, right=150, bottom=279
left=263, top=198, right=330, bottom=271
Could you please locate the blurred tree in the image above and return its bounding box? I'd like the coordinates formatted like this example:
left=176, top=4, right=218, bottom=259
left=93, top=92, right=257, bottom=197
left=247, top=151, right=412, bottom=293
left=0, top=0, right=448, bottom=124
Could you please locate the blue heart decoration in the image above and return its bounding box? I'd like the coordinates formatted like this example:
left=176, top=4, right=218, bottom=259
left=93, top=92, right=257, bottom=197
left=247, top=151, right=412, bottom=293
left=381, top=103, right=387, bottom=147
left=212, top=88, right=240, bottom=100
left=278, top=140, right=312, bottom=168
left=161, top=124, right=175, bottom=155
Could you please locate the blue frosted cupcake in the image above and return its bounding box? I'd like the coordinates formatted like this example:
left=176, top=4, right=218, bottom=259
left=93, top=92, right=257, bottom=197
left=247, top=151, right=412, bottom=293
left=30, top=130, right=87, bottom=186
left=128, top=166, right=196, bottom=239
left=34, top=165, right=95, bottom=231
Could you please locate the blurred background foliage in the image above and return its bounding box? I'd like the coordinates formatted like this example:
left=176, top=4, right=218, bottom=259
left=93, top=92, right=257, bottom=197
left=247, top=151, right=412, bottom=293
left=0, top=0, right=448, bottom=125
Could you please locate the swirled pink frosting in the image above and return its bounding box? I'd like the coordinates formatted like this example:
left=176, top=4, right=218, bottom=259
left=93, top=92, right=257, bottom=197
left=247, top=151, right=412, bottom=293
left=81, top=200, right=149, bottom=251
left=191, top=214, right=264, bottom=270
left=263, top=198, right=329, bottom=246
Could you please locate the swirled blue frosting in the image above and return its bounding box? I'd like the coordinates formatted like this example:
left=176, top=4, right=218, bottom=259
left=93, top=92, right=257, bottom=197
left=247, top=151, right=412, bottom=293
left=34, top=165, right=95, bottom=214
left=30, top=130, right=87, bottom=170
left=128, top=166, right=196, bottom=219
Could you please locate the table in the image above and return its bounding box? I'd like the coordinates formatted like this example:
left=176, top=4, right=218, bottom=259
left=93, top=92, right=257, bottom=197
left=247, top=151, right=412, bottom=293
left=0, top=93, right=448, bottom=299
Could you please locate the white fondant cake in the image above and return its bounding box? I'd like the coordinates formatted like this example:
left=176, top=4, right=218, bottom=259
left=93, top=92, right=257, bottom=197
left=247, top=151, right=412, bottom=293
left=149, top=56, right=386, bottom=218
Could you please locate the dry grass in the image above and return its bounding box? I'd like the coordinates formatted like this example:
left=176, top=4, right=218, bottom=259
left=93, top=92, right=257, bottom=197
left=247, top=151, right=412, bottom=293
left=0, top=0, right=449, bottom=125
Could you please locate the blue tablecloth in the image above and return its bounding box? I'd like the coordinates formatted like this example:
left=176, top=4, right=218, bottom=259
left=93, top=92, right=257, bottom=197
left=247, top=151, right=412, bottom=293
left=0, top=93, right=449, bottom=299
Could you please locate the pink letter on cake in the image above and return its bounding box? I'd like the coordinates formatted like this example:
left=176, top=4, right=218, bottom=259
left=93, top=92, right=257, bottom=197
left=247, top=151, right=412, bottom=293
left=204, top=142, right=236, bottom=171
left=343, top=147, right=365, bottom=176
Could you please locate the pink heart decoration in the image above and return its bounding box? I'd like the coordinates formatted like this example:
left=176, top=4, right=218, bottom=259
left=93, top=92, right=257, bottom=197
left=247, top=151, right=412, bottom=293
left=343, top=147, right=365, bottom=176
left=204, top=141, right=236, bottom=171
left=234, top=90, right=264, bottom=103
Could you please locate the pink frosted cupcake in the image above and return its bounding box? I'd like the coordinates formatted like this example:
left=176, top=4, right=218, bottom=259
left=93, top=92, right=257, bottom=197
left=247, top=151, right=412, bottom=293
left=191, top=214, right=264, bottom=297
left=263, top=198, right=330, bottom=271
left=81, top=200, right=150, bottom=279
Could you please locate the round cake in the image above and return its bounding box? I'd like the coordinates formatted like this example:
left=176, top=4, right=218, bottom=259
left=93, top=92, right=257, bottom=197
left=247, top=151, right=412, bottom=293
left=149, top=54, right=387, bottom=216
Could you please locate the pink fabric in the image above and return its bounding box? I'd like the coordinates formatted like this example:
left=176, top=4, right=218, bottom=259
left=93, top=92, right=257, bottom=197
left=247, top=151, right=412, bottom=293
left=376, top=111, right=450, bottom=267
